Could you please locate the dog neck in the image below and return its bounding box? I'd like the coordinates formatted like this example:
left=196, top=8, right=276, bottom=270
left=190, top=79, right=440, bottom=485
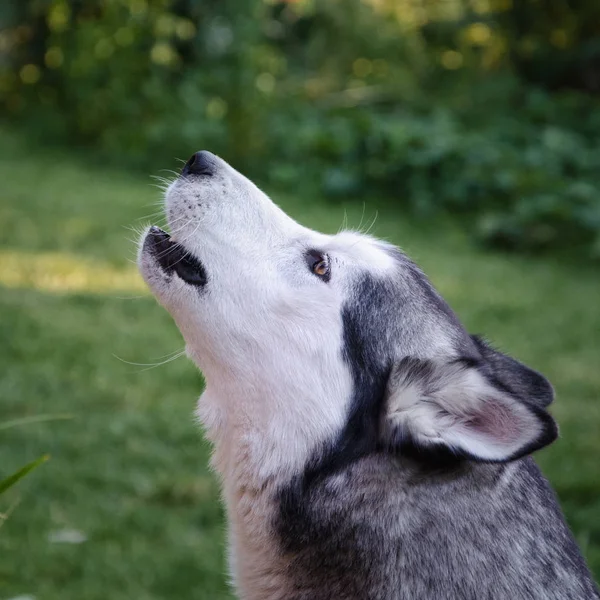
left=196, top=381, right=351, bottom=489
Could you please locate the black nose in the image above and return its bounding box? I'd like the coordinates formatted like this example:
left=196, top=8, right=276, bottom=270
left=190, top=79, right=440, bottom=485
left=181, top=151, right=214, bottom=177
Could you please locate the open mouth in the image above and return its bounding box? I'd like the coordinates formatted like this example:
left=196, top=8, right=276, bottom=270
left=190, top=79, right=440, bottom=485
left=146, top=226, right=207, bottom=286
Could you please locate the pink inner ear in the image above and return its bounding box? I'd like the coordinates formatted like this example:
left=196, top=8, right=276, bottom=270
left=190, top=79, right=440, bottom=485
left=466, top=399, right=523, bottom=444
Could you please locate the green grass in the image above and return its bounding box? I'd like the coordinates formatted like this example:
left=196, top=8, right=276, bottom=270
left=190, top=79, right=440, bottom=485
left=1, top=128, right=599, bottom=599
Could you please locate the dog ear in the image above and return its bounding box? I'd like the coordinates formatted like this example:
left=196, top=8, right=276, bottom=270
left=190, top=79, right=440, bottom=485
left=470, top=335, right=554, bottom=409
left=380, top=349, right=557, bottom=462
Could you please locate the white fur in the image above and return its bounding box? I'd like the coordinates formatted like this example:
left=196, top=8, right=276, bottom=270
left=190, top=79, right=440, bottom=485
left=138, top=155, right=398, bottom=597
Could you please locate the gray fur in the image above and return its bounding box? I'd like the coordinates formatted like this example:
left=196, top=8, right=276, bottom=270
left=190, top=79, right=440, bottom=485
left=276, top=251, right=599, bottom=599
left=277, top=456, right=597, bottom=599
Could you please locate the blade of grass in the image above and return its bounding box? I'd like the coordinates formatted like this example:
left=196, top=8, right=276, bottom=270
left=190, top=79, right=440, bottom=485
left=0, top=455, right=49, bottom=495
left=0, top=414, right=73, bottom=430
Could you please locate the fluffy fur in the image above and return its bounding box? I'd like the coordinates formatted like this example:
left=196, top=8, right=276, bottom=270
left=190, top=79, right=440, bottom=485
left=138, top=151, right=599, bottom=599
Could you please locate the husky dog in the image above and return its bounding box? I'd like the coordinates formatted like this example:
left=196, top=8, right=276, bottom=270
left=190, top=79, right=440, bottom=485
left=138, top=151, right=599, bottom=600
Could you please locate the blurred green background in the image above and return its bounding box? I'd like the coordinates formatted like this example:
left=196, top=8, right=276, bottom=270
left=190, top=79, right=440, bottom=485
left=0, top=1, right=599, bottom=599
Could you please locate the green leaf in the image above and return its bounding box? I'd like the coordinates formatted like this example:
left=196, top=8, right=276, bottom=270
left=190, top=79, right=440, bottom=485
left=0, top=455, right=49, bottom=495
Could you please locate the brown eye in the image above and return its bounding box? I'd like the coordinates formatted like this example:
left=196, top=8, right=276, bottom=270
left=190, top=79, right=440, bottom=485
left=306, top=250, right=331, bottom=282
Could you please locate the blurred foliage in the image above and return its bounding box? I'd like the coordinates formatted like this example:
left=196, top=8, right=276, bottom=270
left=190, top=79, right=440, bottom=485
left=1, top=0, right=600, bottom=256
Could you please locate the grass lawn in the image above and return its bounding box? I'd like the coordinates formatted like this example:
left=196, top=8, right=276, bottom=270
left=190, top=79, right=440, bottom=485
left=1, top=128, right=599, bottom=599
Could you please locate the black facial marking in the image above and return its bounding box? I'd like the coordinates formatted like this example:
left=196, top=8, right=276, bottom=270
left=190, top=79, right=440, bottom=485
left=312, top=273, right=395, bottom=480
left=277, top=272, right=392, bottom=553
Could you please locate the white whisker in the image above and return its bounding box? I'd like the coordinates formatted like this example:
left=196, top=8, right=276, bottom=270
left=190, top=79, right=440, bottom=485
left=362, top=210, right=379, bottom=236
left=112, top=350, right=186, bottom=372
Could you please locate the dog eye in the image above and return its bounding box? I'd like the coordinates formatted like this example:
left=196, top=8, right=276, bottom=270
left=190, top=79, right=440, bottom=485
left=306, top=251, right=331, bottom=282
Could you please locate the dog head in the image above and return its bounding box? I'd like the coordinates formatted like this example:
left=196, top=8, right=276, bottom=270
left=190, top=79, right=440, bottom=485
left=139, top=151, right=556, bottom=478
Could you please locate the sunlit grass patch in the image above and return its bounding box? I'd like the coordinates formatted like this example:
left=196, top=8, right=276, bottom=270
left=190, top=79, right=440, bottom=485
left=0, top=250, right=146, bottom=295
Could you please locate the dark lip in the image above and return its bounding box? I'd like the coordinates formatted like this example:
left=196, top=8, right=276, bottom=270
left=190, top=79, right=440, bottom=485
left=146, top=226, right=207, bottom=286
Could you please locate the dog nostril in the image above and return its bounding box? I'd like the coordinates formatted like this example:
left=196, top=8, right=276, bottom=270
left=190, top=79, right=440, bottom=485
left=181, top=151, right=214, bottom=177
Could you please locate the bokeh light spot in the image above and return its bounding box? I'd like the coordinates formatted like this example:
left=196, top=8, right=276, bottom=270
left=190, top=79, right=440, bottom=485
left=255, top=72, right=275, bottom=94
left=47, top=2, right=70, bottom=33
left=150, top=42, right=178, bottom=66
left=45, top=47, right=64, bottom=69
left=551, top=30, right=568, bottom=48
left=353, top=58, right=373, bottom=78
left=441, top=50, right=463, bottom=70
left=95, top=39, right=115, bottom=60
left=466, top=23, right=492, bottom=45
left=206, top=97, right=228, bottom=120
left=20, top=64, right=41, bottom=85
left=176, top=19, right=196, bottom=41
